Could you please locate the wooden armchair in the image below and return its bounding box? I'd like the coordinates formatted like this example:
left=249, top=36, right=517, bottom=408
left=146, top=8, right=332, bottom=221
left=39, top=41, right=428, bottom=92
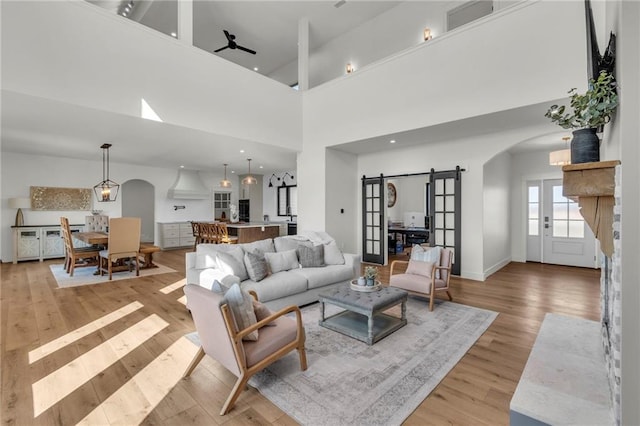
left=99, top=217, right=141, bottom=280
left=60, top=217, right=100, bottom=276
left=389, top=247, right=453, bottom=311
left=183, top=284, right=307, bottom=415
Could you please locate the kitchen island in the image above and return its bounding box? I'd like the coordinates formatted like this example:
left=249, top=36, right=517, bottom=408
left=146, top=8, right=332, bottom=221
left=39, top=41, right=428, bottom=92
left=226, top=223, right=282, bottom=243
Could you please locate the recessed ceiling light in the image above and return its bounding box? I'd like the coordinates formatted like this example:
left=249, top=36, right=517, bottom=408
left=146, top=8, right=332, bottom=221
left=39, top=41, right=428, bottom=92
left=231, top=170, right=235, bottom=174
left=170, top=32, right=177, bottom=38
left=259, top=165, right=263, bottom=169
left=180, top=165, right=185, bottom=168
left=253, top=67, right=259, bottom=71
left=240, top=149, right=245, bottom=153
left=122, top=12, right=127, bottom=16
left=390, top=139, right=396, bottom=144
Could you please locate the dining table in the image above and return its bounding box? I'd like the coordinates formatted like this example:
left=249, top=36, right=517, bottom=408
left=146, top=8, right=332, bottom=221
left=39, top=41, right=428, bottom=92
left=72, top=231, right=160, bottom=270
left=73, top=231, right=108, bottom=246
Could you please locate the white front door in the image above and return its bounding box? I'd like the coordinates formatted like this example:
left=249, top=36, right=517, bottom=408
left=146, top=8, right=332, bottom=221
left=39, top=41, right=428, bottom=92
left=541, top=179, right=596, bottom=268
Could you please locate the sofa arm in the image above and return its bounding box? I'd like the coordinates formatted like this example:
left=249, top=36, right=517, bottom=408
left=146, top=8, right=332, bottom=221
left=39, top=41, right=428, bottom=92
left=343, top=253, right=362, bottom=278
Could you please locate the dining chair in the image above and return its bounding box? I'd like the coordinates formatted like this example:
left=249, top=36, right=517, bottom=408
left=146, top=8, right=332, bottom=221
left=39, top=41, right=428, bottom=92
left=99, top=217, right=141, bottom=280
left=215, top=222, right=238, bottom=244
left=60, top=217, right=100, bottom=277
left=85, top=215, right=109, bottom=232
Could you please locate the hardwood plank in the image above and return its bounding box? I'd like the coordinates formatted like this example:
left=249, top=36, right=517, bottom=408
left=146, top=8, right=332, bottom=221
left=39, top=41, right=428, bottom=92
left=1, top=250, right=601, bottom=426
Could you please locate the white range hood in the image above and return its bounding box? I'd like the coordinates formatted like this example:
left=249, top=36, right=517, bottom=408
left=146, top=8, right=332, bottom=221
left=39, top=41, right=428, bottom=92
left=167, top=169, right=210, bottom=200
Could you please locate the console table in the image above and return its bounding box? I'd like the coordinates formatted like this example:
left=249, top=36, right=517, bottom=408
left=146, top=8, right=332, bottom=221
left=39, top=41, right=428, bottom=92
left=12, top=224, right=84, bottom=263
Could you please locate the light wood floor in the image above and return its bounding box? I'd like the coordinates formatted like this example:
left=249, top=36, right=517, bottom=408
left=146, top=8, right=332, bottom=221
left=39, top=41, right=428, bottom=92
left=1, top=249, right=600, bottom=425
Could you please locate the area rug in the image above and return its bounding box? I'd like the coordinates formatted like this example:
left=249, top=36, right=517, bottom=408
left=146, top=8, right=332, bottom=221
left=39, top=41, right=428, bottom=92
left=50, top=262, right=177, bottom=288
left=249, top=298, right=498, bottom=426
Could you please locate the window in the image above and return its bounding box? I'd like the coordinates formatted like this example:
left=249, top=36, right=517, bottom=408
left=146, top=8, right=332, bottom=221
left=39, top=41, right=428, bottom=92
left=214, top=192, right=231, bottom=220
left=552, top=185, right=584, bottom=238
left=528, top=185, right=540, bottom=236
left=277, top=186, right=297, bottom=216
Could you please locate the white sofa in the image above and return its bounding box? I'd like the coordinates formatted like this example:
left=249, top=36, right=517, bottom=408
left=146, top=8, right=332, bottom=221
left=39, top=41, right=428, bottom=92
left=185, top=234, right=361, bottom=311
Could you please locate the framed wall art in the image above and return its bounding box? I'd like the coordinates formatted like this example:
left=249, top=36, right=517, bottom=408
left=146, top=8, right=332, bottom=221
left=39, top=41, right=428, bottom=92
left=30, top=186, right=92, bottom=211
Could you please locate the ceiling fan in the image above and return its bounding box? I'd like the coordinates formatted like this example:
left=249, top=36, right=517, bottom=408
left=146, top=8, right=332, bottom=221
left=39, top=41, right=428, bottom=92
left=214, top=30, right=256, bottom=55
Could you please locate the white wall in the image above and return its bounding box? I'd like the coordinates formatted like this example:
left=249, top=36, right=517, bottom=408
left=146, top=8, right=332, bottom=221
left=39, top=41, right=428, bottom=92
left=301, top=1, right=587, bottom=148
left=325, top=148, right=358, bottom=253
left=268, top=1, right=519, bottom=88
left=482, top=151, right=512, bottom=276
left=509, top=150, right=563, bottom=263
left=1, top=152, right=238, bottom=262
left=2, top=1, right=302, bottom=151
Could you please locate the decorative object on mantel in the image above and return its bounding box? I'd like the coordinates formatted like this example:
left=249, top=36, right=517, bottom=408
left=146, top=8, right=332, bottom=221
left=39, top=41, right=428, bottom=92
left=220, top=163, right=232, bottom=188
left=93, top=143, right=120, bottom=202
left=241, top=159, right=257, bottom=185
left=545, top=71, right=619, bottom=164
left=423, top=27, right=433, bottom=41
left=549, top=136, right=571, bottom=166
left=562, top=160, right=620, bottom=257
left=30, top=186, right=91, bottom=211
left=8, top=197, right=30, bottom=226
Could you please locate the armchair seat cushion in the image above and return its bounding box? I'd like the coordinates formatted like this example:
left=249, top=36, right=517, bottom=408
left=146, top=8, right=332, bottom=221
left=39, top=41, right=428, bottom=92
left=389, top=273, right=447, bottom=294
left=243, top=316, right=299, bottom=367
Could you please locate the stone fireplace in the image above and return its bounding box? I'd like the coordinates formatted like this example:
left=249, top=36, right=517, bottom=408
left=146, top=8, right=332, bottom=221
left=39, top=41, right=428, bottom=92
left=601, top=165, right=622, bottom=424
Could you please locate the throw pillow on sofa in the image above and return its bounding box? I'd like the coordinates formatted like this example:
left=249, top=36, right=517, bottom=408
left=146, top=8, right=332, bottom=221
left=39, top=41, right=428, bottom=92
left=264, top=249, right=299, bottom=274
left=244, top=250, right=269, bottom=282
left=216, top=246, right=249, bottom=281
left=223, top=283, right=259, bottom=341
left=298, top=244, right=325, bottom=268
left=324, top=242, right=345, bottom=265
left=274, top=236, right=314, bottom=253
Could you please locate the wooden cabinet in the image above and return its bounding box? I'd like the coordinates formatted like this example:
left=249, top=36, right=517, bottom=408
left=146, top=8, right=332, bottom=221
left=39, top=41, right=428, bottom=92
left=158, top=222, right=195, bottom=249
left=12, top=224, right=82, bottom=263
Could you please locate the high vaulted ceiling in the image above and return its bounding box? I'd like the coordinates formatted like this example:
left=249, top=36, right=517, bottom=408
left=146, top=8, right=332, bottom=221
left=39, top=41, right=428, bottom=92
left=89, top=0, right=402, bottom=79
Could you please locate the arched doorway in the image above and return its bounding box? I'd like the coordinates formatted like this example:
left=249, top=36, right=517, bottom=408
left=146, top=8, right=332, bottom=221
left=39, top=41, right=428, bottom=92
left=122, top=179, right=155, bottom=243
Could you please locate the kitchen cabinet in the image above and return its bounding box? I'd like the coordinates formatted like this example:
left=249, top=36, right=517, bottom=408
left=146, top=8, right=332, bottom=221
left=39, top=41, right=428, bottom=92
left=158, top=222, right=196, bottom=249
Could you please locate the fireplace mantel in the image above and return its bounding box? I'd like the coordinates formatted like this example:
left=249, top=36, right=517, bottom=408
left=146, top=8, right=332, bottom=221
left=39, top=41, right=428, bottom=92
left=562, top=160, right=621, bottom=257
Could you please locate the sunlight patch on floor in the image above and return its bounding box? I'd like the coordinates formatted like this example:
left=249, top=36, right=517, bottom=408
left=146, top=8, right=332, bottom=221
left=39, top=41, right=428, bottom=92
left=177, top=295, right=187, bottom=306
left=32, top=314, right=169, bottom=417
left=77, top=335, right=200, bottom=425
left=28, top=301, right=144, bottom=364
left=160, top=279, right=185, bottom=295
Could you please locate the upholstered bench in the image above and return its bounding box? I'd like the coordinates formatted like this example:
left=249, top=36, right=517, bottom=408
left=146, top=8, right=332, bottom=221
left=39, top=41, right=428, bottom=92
left=139, top=244, right=161, bottom=269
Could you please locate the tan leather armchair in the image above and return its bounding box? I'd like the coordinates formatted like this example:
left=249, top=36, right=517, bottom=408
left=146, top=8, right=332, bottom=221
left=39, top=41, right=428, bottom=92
left=183, top=284, right=307, bottom=415
left=389, top=247, right=453, bottom=311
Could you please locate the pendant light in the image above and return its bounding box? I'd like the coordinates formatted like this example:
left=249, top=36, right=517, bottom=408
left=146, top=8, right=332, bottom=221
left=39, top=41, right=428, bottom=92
left=241, top=159, right=257, bottom=185
left=220, top=163, right=232, bottom=188
left=93, top=143, right=120, bottom=202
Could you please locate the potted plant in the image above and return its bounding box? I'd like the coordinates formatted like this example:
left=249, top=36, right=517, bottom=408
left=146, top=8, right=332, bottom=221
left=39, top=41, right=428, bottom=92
left=545, top=71, right=619, bottom=164
left=364, top=266, right=378, bottom=286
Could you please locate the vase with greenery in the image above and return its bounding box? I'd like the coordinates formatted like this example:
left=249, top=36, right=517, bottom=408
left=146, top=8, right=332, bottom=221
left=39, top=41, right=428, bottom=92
left=364, top=266, right=378, bottom=286
left=544, top=71, right=618, bottom=164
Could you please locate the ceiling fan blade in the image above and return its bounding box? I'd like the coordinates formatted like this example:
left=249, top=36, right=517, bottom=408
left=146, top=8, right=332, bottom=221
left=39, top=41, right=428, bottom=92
left=237, top=45, right=256, bottom=55
left=214, top=46, right=229, bottom=53
left=223, top=30, right=231, bottom=41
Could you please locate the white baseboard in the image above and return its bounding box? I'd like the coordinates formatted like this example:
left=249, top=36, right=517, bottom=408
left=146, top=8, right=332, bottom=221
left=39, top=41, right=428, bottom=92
left=483, top=257, right=511, bottom=280
left=460, top=271, right=485, bottom=282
